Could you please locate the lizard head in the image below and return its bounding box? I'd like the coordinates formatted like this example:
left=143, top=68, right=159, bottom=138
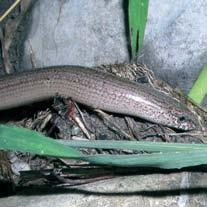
left=165, top=107, right=198, bottom=131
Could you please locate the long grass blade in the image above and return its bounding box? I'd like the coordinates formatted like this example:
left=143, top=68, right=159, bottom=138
left=0, top=124, right=81, bottom=158
left=188, top=64, right=207, bottom=105
left=58, top=139, right=207, bottom=152
left=128, top=0, right=149, bottom=57
left=1, top=124, right=207, bottom=169
left=82, top=151, right=207, bottom=169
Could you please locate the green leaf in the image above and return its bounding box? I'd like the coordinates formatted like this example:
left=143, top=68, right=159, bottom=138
left=82, top=151, right=207, bottom=169
left=60, top=140, right=207, bottom=169
left=188, top=64, right=207, bottom=105
left=128, top=0, right=149, bottom=57
left=58, top=139, right=207, bottom=152
left=1, top=124, right=207, bottom=169
left=0, top=124, right=81, bottom=158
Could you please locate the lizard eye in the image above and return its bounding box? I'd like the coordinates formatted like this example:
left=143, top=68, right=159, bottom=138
left=179, top=116, right=186, bottom=122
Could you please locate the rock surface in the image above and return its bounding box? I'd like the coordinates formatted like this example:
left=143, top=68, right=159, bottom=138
left=1, top=172, right=207, bottom=207
left=139, top=0, right=207, bottom=95
left=21, top=0, right=207, bottom=96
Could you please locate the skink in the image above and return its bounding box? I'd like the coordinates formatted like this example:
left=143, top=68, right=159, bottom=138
left=0, top=65, right=197, bottom=130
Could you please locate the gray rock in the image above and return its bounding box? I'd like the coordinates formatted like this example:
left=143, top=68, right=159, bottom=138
left=139, top=0, right=207, bottom=95
left=22, top=0, right=129, bottom=69
left=1, top=173, right=203, bottom=207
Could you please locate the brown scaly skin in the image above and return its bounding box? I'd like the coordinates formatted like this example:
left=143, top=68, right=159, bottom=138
left=0, top=65, right=197, bottom=130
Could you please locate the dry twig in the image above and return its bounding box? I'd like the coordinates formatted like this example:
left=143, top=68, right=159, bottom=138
left=0, top=0, right=22, bottom=23
left=95, top=109, right=135, bottom=140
